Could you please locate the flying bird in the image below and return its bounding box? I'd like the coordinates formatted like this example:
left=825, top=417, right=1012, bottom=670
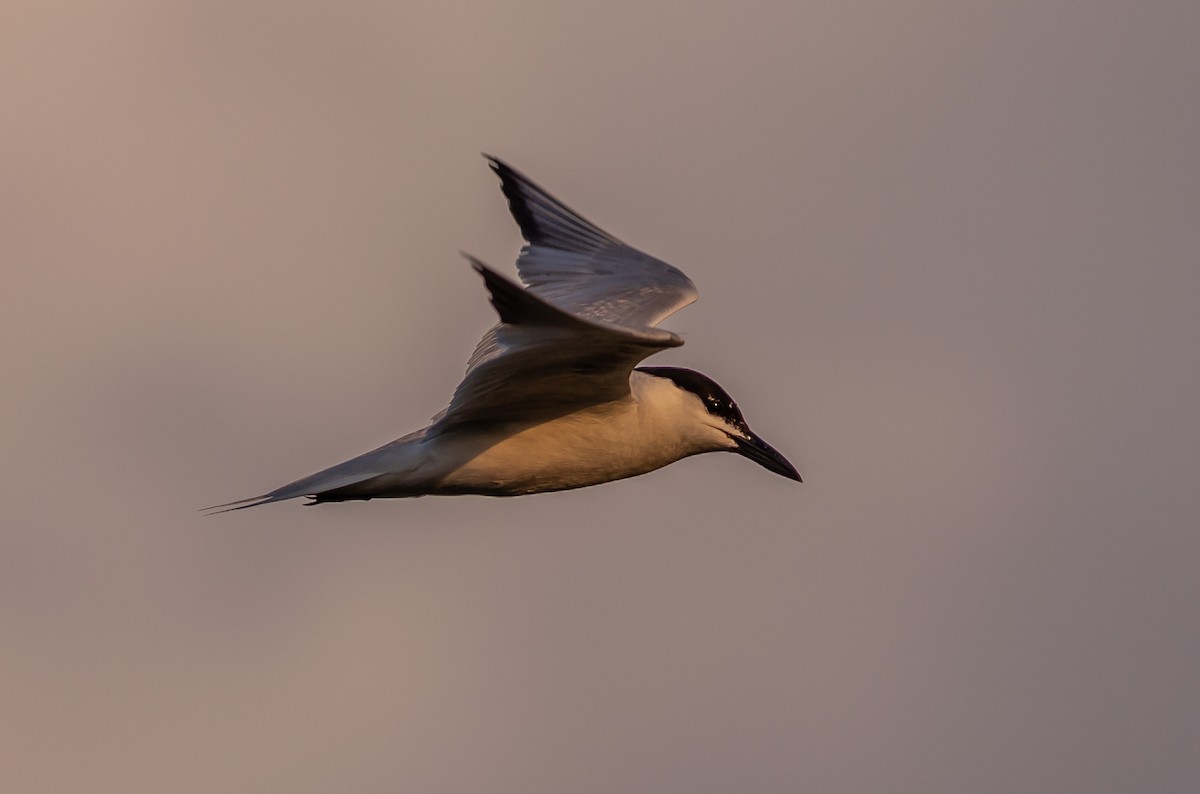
left=207, top=156, right=800, bottom=512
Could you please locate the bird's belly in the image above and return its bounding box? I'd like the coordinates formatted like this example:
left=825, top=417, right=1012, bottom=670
left=435, top=415, right=684, bottom=495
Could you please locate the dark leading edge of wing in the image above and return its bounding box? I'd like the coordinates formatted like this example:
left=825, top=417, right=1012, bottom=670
left=485, top=154, right=623, bottom=253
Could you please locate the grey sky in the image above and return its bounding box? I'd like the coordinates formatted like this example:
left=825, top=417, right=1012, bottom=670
left=4, top=1, right=1199, bottom=791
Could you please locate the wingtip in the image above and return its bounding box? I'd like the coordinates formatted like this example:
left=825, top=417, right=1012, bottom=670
left=483, top=154, right=519, bottom=186
left=459, top=250, right=491, bottom=275
left=481, top=152, right=508, bottom=177
left=461, top=253, right=513, bottom=317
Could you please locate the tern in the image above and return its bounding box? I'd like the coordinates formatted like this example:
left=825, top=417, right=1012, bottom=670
left=208, top=156, right=800, bottom=512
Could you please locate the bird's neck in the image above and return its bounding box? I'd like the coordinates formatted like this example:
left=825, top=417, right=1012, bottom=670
left=628, top=370, right=716, bottom=456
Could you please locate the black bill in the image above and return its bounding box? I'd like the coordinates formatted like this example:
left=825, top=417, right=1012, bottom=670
left=733, top=432, right=802, bottom=482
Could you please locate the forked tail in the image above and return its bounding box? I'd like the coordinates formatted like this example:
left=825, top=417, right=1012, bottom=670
left=202, top=429, right=428, bottom=514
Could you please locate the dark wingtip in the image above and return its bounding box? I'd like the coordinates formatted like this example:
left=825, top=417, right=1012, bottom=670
left=462, top=251, right=556, bottom=326
left=482, top=153, right=515, bottom=180
left=482, top=154, right=540, bottom=243
left=460, top=250, right=487, bottom=274
left=481, top=152, right=502, bottom=181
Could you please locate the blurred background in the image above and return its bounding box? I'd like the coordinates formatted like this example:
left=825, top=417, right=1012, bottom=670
left=4, top=1, right=1198, bottom=791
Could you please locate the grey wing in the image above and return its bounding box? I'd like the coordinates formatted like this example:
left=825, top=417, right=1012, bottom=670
left=431, top=257, right=682, bottom=430
left=486, top=155, right=699, bottom=328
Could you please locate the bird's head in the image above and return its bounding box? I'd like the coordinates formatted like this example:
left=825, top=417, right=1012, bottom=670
left=637, top=366, right=802, bottom=482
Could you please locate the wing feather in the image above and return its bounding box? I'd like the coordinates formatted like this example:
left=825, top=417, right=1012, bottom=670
left=484, top=155, right=699, bottom=328
left=432, top=257, right=681, bottom=430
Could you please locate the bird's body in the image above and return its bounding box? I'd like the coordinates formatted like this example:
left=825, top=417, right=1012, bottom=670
left=208, top=157, right=800, bottom=513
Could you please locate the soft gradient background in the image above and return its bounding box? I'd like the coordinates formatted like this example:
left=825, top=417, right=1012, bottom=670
left=4, top=1, right=1198, bottom=791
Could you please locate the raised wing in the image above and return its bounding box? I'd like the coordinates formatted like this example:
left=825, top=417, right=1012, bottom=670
left=485, top=155, right=699, bottom=328
left=432, top=256, right=682, bottom=430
